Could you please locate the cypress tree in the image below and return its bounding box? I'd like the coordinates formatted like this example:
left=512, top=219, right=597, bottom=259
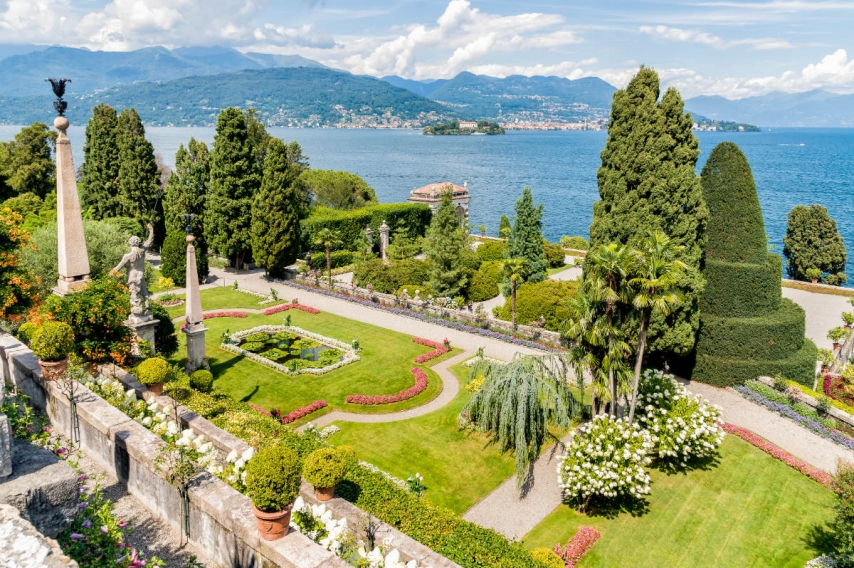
left=160, top=229, right=207, bottom=287
left=506, top=186, right=547, bottom=287
left=163, top=138, right=210, bottom=280
left=693, top=142, right=816, bottom=386
left=115, top=108, right=161, bottom=239
left=207, top=107, right=261, bottom=268
left=498, top=213, right=512, bottom=239
left=589, top=67, right=708, bottom=357
left=251, top=137, right=305, bottom=277
left=425, top=188, right=468, bottom=297
left=80, top=104, right=120, bottom=218
left=783, top=204, right=847, bottom=285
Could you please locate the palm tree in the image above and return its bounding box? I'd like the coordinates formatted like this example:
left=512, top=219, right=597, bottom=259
left=503, top=258, right=528, bottom=327
left=313, top=228, right=342, bottom=289
left=565, top=292, right=610, bottom=415
left=626, top=231, right=687, bottom=424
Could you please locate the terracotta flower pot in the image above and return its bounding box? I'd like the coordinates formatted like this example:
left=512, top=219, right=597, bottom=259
left=845, top=325, right=852, bottom=332
left=38, top=357, right=68, bottom=381
left=146, top=383, right=164, bottom=396
left=811, top=279, right=818, bottom=284
left=314, top=486, right=335, bottom=501
left=833, top=342, right=841, bottom=352
left=251, top=503, right=292, bottom=541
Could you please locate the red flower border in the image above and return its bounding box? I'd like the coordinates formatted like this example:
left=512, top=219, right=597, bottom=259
left=555, top=526, right=601, bottom=567
left=346, top=368, right=428, bottom=405
left=262, top=303, right=320, bottom=316
left=180, top=311, right=247, bottom=330
left=412, top=337, right=449, bottom=364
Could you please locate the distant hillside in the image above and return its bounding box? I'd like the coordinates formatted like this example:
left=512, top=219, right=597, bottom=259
left=0, top=45, right=326, bottom=96
left=686, top=90, right=854, bottom=127
left=0, top=67, right=459, bottom=127
left=380, top=76, right=449, bottom=98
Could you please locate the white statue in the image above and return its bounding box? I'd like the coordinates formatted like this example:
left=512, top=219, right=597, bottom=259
left=112, top=223, right=154, bottom=321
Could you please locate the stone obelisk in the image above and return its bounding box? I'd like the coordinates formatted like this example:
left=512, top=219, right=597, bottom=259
left=49, top=79, right=90, bottom=295
left=183, top=234, right=208, bottom=374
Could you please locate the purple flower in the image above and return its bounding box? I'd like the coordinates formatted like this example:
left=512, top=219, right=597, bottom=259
left=118, top=521, right=126, bottom=528
left=78, top=474, right=87, bottom=482
left=100, top=525, right=108, bottom=533
left=78, top=501, right=89, bottom=509
left=70, top=533, right=84, bottom=541
left=82, top=519, right=91, bottom=529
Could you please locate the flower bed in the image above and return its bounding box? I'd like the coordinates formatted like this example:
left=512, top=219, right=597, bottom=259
left=824, top=373, right=854, bottom=407
left=346, top=368, right=428, bottom=405
left=463, top=354, right=508, bottom=367
left=271, top=277, right=562, bottom=353
left=180, top=311, right=247, bottom=330
left=733, top=383, right=854, bottom=452
left=720, top=423, right=833, bottom=488
left=274, top=400, right=329, bottom=425
left=412, top=337, right=448, bottom=363
left=554, top=526, right=602, bottom=568
left=155, top=298, right=184, bottom=308
left=263, top=301, right=321, bottom=316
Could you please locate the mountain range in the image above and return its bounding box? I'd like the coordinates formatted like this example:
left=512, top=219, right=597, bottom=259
left=685, top=90, right=854, bottom=127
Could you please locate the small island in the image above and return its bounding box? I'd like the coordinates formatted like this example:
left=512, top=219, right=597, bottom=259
left=423, top=120, right=505, bottom=135
left=692, top=117, right=760, bottom=132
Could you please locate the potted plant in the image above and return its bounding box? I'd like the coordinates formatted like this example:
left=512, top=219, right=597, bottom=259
left=806, top=267, right=823, bottom=284
left=30, top=321, right=75, bottom=381
left=818, top=348, right=835, bottom=373
left=245, top=446, right=302, bottom=541
left=828, top=326, right=848, bottom=352
left=843, top=312, right=854, bottom=332
left=302, top=447, right=348, bottom=501
left=136, top=357, right=172, bottom=396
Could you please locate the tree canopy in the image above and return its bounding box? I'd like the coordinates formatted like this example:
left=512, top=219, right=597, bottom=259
left=0, top=122, right=56, bottom=200
left=301, top=169, right=377, bottom=210
left=425, top=189, right=469, bottom=297
left=783, top=204, right=847, bottom=286
left=80, top=104, right=121, bottom=219
left=506, top=186, right=547, bottom=287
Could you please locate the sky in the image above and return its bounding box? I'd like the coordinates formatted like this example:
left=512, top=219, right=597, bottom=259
left=1, top=0, right=853, bottom=99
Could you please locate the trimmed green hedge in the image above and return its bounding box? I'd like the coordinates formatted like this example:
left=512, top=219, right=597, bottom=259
left=301, top=203, right=432, bottom=253
left=692, top=338, right=817, bottom=387
left=494, top=280, right=578, bottom=331
left=695, top=298, right=806, bottom=361
left=352, top=258, right=430, bottom=294
left=543, top=241, right=564, bottom=268
left=476, top=240, right=506, bottom=262
left=466, top=260, right=503, bottom=302
left=309, top=250, right=355, bottom=271
left=700, top=255, right=782, bottom=317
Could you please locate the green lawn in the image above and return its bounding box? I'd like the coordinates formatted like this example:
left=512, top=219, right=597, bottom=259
left=163, top=286, right=271, bottom=318
left=523, top=435, right=835, bottom=567
left=329, top=363, right=518, bottom=513
left=547, top=263, right=576, bottom=277
left=168, top=292, right=452, bottom=420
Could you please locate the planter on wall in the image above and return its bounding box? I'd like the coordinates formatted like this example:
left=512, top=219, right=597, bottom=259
left=251, top=503, right=293, bottom=541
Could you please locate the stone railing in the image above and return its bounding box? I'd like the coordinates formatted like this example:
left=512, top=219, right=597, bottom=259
left=0, top=333, right=460, bottom=568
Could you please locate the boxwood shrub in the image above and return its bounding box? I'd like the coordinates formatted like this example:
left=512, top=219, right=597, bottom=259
left=302, top=447, right=349, bottom=488
left=692, top=338, right=817, bottom=387
left=476, top=240, right=506, bottom=262
left=494, top=280, right=577, bottom=331
left=301, top=203, right=432, bottom=252
left=466, top=260, right=503, bottom=302
left=136, top=357, right=172, bottom=386
left=543, top=241, right=565, bottom=268
left=309, top=250, right=355, bottom=271
left=245, top=446, right=302, bottom=512
left=700, top=256, right=782, bottom=317
left=353, top=258, right=429, bottom=294
left=30, top=321, right=75, bottom=362
left=190, top=369, right=214, bottom=393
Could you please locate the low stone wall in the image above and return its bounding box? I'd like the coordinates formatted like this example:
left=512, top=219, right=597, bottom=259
left=757, top=375, right=854, bottom=428
left=0, top=504, right=79, bottom=568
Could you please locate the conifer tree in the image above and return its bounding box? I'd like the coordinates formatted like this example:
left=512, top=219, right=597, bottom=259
left=505, top=186, right=547, bottom=289
left=80, top=104, right=120, bottom=218
left=589, top=67, right=708, bottom=358
left=115, top=108, right=161, bottom=242
left=0, top=122, right=56, bottom=200
left=251, top=138, right=305, bottom=277
left=783, top=204, right=847, bottom=285
left=207, top=107, right=261, bottom=268
left=163, top=138, right=210, bottom=279
left=425, top=188, right=468, bottom=297
left=498, top=214, right=512, bottom=239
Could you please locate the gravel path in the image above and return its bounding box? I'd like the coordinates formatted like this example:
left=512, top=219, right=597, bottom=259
left=782, top=287, right=852, bottom=350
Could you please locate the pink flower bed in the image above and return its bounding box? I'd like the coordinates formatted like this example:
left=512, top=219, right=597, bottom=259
left=180, top=311, right=247, bottom=329
left=412, top=337, right=449, bottom=364
left=262, top=302, right=320, bottom=316
left=346, top=368, right=429, bottom=405
left=720, top=423, right=833, bottom=488
left=554, top=526, right=601, bottom=567
left=247, top=402, right=270, bottom=417
left=275, top=400, right=329, bottom=425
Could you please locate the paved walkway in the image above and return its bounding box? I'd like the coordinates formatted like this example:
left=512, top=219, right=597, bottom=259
left=782, top=286, right=852, bottom=350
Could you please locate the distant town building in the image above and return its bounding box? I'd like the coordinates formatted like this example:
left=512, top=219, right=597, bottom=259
left=458, top=120, right=478, bottom=130
left=408, top=181, right=470, bottom=225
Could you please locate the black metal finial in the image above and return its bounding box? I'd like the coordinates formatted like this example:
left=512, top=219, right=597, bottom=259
left=182, top=213, right=195, bottom=235
left=45, top=78, right=71, bottom=116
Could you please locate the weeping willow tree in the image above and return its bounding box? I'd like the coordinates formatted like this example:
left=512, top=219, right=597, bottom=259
left=460, top=354, right=577, bottom=487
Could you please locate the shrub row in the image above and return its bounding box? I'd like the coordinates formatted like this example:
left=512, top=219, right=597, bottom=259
left=694, top=298, right=806, bottom=360
left=494, top=280, right=578, bottom=331
left=692, top=337, right=818, bottom=387
left=301, top=203, right=432, bottom=252
left=700, top=255, right=782, bottom=318
left=346, top=368, right=428, bottom=405
left=352, top=258, right=430, bottom=295
left=309, top=250, right=355, bottom=271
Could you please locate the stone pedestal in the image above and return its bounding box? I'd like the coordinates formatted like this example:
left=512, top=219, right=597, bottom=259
left=127, top=315, right=158, bottom=356
left=184, top=234, right=207, bottom=373
left=379, top=220, right=390, bottom=264
left=185, top=325, right=209, bottom=374
left=53, top=116, right=90, bottom=295
left=0, top=413, right=11, bottom=478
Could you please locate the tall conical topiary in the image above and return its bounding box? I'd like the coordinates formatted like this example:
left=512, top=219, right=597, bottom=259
left=693, top=142, right=816, bottom=386
left=80, top=104, right=120, bottom=218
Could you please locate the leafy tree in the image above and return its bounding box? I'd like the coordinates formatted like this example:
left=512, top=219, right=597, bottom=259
left=588, top=67, right=708, bottom=359
left=251, top=138, right=305, bottom=277
left=386, top=224, right=421, bottom=260
left=301, top=169, right=377, bottom=210
left=503, top=258, right=527, bottom=327
left=783, top=204, right=847, bottom=285
left=0, top=122, right=56, bottom=200
left=505, top=187, right=546, bottom=295
left=460, top=355, right=576, bottom=487
left=0, top=208, right=39, bottom=324
left=498, top=214, right=511, bottom=239
left=207, top=108, right=261, bottom=268
left=424, top=189, right=468, bottom=297
left=2, top=192, right=42, bottom=219
left=313, top=227, right=342, bottom=288
left=244, top=108, right=273, bottom=171
left=80, top=104, right=121, bottom=219
left=115, top=108, right=162, bottom=244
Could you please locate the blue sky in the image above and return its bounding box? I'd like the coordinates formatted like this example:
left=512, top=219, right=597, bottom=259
left=2, top=0, right=853, bottom=98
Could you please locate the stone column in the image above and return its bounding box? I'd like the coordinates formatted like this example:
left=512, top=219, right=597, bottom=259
left=183, top=235, right=208, bottom=374
left=0, top=353, right=10, bottom=478
left=54, top=116, right=90, bottom=295
left=379, top=220, right=390, bottom=264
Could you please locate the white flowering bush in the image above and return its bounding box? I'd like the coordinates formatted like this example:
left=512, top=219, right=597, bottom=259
left=805, top=555, right=840, bottom=568
left=636, top=369, right=725, bottom=467
left=558, top=415, right=653, bottom=507
left=223, top=447, right=255, bottom=491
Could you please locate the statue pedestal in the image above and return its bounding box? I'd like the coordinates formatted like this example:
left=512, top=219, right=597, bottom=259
left=0, top=413, right=12, bottom=478
left=54, top=274, right=90, bottom=296
left=127, top=315, right=157, bottom=356
left=184, top=324, right=208, bottom=374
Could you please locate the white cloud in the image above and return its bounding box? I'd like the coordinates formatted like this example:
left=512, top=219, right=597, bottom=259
left=639, top=25, right=794, bottom=50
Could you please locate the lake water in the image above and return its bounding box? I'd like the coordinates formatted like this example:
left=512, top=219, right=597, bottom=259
left=2, top=125, right=852, bottom=280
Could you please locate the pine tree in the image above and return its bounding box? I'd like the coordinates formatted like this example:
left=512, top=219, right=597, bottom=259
left=207, top=107, right=261, bottom=268
left=0, top=122, right=57, bottom=200
left=425, top=188, right=468, bottom=297
left=80, top=104, right=121, bottom=218
left=498, top=214, right=512, bottom=239
left=506, top=186, right=547, bottom=287
left=163, top=138, right=210, bottom=280
left=589, top=67, right=708, bottom=358
left=115, top=108, right=161, bottom=240
left=783, top=204, right=847, bottom=285
left=251, top=138, right=305, bottom=277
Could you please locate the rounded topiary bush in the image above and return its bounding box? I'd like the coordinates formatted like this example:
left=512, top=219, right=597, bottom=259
left=530, top=548, right=564, bottom=568
left=495, top=280, right=577, bottom=331
left=302, top=447, right=348, bottom=488
left=245, top=446, right=302, bottom=513
left=30, top=321, right=75, bottom=362
left=190, top=369, right=214, bottom=393
left=466, top=261, right=503, bottom=302
left=476, top=240, right=506, bottom=262
left=16, top=321, right=38, bottom=345
left=136, top=357, right=172, bottom=386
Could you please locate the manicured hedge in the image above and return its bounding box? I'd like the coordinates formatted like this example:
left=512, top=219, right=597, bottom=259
left=543, top=241, right=565, bottom=268
left=476, top=240, right=506, bottom=262
left=692, top=338, right=818, bottom=387
left=494, top=280, right=578, bottom=331
left=466, top=260, right=503, bottom=302
left=700, top=255, right=782, bottom=317
left=695, top=298, right=806, bottom=360
left=309, top=250, right=355, bottom=270
left=352, top=258, right=430, bottom=294
left=301, top=203, right=432, bottom=252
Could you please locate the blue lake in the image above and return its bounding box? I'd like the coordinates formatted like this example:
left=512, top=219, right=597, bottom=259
left=2, top=125, right=852, bottom=280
